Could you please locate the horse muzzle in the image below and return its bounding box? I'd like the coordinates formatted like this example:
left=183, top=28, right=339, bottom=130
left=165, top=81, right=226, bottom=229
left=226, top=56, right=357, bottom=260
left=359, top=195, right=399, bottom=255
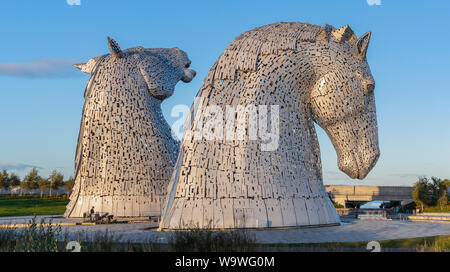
left=337, top=147, right=380, bottom=180
left=323, top=110, right=380, bottom=180
left=181, top=69, right=196, bottom=83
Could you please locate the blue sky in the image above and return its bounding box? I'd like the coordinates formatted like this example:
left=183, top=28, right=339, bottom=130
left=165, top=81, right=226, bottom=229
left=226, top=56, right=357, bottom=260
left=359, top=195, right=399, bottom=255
left=0, top=0, right=448, bottom=186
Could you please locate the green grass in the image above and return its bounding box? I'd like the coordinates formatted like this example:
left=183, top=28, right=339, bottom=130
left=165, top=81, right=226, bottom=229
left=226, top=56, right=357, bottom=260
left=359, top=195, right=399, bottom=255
left=423, top=205, right=450, bottom=213
left=0, top=197, right=69, bottom=217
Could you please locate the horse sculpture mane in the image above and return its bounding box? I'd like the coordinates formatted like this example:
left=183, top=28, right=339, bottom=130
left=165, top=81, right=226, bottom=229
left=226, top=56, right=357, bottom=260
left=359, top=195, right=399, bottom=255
left=64, top=37, right=196, bottom=218
left=214, top=22, right=323, bottom=79
left=160, top=22, right=379, bottom=229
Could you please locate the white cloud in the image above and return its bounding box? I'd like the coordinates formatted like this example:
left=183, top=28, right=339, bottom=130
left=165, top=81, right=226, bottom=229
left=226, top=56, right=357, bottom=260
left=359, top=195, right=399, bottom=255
left=67, top=0, right=81, bottom=6
left=0, top=162, right=43, bottom=171
left=367, top=0, right=381, bottom=6
left=0, top=59, right=80, bottom=78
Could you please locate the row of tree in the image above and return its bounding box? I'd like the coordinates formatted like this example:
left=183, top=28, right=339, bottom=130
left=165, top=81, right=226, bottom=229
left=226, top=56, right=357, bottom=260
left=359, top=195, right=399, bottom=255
left=0, top=168, right=74, bottom=197
left=412, top=177, right=450, bottom=212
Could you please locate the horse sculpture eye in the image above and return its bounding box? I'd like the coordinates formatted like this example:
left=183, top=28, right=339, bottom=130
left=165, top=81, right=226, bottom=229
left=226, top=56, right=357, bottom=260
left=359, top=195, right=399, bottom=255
left=366, top=83, right=375, bottom=93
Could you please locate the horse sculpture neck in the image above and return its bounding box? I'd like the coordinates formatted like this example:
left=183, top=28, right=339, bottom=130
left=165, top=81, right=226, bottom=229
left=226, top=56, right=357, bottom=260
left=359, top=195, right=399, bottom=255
left=93, top=58, right=179, bottom=159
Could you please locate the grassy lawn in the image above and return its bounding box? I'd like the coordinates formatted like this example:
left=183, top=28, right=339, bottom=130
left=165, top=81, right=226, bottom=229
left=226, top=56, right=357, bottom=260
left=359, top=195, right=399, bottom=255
left=0, top=197, right=69, bottom=217
left=260, top=235, right=450, bottom=251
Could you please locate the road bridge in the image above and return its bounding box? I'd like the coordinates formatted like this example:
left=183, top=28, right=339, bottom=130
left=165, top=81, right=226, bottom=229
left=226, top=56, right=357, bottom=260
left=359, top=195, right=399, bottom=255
left=325, top=185, right=414, bottom=207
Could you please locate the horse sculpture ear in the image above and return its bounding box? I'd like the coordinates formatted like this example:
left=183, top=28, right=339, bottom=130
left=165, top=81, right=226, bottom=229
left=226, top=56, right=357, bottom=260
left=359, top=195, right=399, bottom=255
left=357, top=32, right=372, bottom=59
left=74, top=58, right=98, bottom=74
left=107, top=36, right=123, bottom=59
left=331, top=25, right=357, bottom=43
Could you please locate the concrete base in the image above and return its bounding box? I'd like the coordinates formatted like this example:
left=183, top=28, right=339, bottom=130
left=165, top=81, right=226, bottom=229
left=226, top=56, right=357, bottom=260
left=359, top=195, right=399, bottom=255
left=159, top=222, right=341, bottom=232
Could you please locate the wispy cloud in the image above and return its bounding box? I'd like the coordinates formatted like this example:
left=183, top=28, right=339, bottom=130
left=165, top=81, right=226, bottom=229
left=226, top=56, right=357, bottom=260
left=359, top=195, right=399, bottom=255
left=0, top=163, right=43, bottom=171
left=387, top=173, right=423, bottom=179
left=0, top=59, right=80, bottom=78
left=67, top=0, right=81, bottom=6
left=366, top=0, right=381, bottom=6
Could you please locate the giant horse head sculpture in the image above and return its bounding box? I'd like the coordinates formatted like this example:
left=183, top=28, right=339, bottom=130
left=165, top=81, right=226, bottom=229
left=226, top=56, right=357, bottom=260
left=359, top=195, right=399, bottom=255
left=160, top=22, right=380, bottom=230
left=64, top=37, right=195, bottom=218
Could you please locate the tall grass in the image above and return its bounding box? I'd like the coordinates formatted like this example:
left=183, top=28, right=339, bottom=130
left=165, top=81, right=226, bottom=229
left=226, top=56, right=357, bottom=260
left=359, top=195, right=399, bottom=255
left=0, top=219, right=162, bottom=252
left=168, top=228, right=256, bottom=252
left=418, top=236, right=450, bottom=252
left=0, top=217, right=61, bottom=252
left=1, top=217, right=255, bottom=252
left=63, top=230, right=161, bottom=252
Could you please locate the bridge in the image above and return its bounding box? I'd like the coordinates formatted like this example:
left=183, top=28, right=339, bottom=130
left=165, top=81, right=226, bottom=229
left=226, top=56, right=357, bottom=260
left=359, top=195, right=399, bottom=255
left=325, top=185, right=414, bottom=207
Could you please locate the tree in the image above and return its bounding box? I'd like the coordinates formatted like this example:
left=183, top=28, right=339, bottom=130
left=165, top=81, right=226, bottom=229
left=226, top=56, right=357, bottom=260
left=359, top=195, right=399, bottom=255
left=48, top=170, right=64, bottom=197
left=8, top=172, right=21, bottom=196
left=9, top=173, right=21, bottom=187
left=443, top=179, right=450, bottom=201
left=412, top=177, right=432, bottom=212
left=0, top=169, right=10, bottom=192
left=64, top=176, right=75, bottom=195
left=430, top=176, right=446, bottom=205
left=443, top=179, right=450, bottom=189
left=37, top=177, right=50, bottom=198
left=438, top=190, right=448, bottom=210
left=21, top=168, right=40, bottom=195
left=413, top=176, right=449, bottom=212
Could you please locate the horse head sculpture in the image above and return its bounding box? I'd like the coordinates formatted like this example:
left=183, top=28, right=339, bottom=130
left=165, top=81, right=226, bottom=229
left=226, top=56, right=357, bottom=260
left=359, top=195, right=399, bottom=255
left=311, top=25, right=379, bottom=179
left=65, top=37, right=195, bottom=218
left=160, top=22, right=380, bottom=229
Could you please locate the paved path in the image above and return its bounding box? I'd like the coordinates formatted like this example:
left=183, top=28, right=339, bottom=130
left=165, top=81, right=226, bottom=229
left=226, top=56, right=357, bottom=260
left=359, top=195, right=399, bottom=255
left=1, top=216, right=449, bottom=244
